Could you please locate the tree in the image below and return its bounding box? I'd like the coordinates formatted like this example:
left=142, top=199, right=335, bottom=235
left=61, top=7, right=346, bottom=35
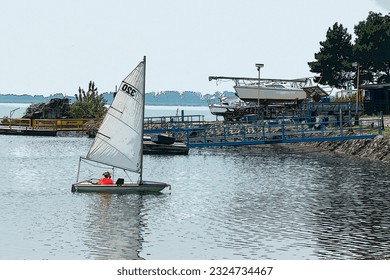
left=308, top=23, right=354, bottom=89
left=354, top=12, right=390, bottom=84
left=69, top=81, right=107, bottom=118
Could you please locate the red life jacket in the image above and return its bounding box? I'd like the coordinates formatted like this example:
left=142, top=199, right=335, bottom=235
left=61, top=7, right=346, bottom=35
left=98, top=177, right=114, bottom=185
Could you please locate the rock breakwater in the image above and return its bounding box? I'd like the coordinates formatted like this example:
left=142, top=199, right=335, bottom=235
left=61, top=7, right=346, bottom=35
left=295, top=135, right=390, bottom=163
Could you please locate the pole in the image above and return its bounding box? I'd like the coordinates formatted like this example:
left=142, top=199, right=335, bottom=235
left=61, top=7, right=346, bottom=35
left=9, top=107, right=20, bottom=129
left=355, top=63, right=360, bottom=116
left=255, top=63, right=264, bottom=114
left=257, top=67, right=260, bottom=107
left=140, top=56, right=146, bottom=183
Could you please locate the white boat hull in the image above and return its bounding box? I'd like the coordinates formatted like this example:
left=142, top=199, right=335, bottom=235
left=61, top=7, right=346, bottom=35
left=71, top=180, right=169, bottom=194
left=234, top=86, right=306, bottom=103
left=208, top=104, right=233, bottom=116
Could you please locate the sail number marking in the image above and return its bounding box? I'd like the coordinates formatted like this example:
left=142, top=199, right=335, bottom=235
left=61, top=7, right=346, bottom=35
left=121, top=83, right=137, bottom=96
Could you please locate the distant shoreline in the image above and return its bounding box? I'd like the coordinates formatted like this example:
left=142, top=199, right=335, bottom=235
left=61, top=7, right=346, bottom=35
left=0, top=101, right=208, bottom=107
left=0, top=90, right=230, bottom=106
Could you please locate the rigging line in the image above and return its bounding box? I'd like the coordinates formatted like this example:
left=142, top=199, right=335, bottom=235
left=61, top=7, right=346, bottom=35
left=123, top=169, right=135, bottom=182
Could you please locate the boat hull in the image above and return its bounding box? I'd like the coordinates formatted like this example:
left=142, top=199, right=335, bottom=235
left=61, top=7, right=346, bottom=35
left=208, top=104, right=233, bottom=116
left=71, top=180, right=169, bottom=194
left=234, top=86, right=306, bottom=103
left=143, top=140, right=189, bottom=155
left=151, top=134, right=175, bottom=144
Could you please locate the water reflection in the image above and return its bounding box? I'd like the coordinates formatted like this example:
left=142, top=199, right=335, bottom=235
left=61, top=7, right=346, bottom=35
left=313, top=179, right=390, bottom=259
left=140, top=146, right=390, bottom=259
left=83, top=194, right=144, bottom=259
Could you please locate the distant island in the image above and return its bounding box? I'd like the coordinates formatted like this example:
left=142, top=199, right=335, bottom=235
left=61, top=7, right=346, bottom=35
left=0, top=90, right=235, bottom=106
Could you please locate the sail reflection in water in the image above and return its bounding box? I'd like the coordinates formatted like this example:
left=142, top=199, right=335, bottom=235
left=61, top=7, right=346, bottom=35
left=83, top=194, right=144, bottom=259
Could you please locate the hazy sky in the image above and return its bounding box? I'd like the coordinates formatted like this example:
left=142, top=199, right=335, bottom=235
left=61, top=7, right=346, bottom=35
left=0, top=0, right=388, bottom=96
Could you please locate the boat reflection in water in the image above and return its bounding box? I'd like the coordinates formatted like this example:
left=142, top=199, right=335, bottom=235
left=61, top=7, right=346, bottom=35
left=83, top=194, right=145, bottom=259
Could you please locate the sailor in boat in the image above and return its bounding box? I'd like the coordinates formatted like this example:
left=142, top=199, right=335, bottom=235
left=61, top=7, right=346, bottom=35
left=97, top=171, right=114, bottom=185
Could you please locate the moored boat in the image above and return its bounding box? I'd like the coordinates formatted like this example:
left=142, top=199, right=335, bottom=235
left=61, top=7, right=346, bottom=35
left=151, top=133, right=175, bottom=144
left=143, top=136, right=189, bottom=155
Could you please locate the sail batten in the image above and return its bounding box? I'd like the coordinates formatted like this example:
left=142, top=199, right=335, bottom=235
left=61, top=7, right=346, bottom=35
left=85, top=60, right=145, bottom=174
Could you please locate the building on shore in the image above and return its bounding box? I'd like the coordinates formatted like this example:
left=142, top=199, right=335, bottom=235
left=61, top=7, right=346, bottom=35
left=362, top=83, right=390, bottom=115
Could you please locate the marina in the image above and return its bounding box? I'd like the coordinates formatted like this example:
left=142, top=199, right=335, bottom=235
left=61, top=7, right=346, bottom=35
left=2, top=0, right=390, bottom=273
left=0, top=65, right=387, bottom=259
left=0, top=99, right=389, bottom=260
left=1, top=113, right=383, bottom=148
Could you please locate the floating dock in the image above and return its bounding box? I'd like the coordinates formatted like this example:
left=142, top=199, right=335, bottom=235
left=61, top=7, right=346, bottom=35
left=0, top=126, right=57, bottom=137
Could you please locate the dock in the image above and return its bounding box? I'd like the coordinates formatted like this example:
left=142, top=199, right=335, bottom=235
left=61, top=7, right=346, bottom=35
left=1, top=114, right=383, bottom=148
left=144, top=115, right=383, bottom=148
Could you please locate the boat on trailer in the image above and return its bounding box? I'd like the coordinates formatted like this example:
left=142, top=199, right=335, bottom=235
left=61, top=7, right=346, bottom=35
left=209, top=76, right=328, bottom=104
left=71, top=57, right=170, bottom=194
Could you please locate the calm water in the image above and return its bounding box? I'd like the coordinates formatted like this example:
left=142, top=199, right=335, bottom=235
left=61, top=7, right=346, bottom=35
left=1, top=104, right=390, bottom=260
left=1, top=135, right=390, bottom=260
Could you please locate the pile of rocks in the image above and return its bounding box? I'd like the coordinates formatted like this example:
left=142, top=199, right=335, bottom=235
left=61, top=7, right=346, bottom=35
left=297, top=135, right=390, bottom=163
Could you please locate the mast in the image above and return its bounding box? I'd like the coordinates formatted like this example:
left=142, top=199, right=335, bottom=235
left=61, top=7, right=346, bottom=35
left=139, top=56, right=146, bottom=183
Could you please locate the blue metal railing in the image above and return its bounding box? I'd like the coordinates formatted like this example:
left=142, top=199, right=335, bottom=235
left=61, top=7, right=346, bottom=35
left=144, top=114, right=382, bottom=148
left=184, top=118, right=381, bottom=147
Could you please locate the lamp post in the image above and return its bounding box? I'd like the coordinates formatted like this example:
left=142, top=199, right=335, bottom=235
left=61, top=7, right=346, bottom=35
left=352, top=62, right=360, bottom=117
left=9, top=107, right=20, bottom=129
left=255, top=63, right=264, bottom=108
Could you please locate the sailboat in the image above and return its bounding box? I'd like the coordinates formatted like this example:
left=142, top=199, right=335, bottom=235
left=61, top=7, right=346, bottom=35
left=71, top=56, right=170, bottom=194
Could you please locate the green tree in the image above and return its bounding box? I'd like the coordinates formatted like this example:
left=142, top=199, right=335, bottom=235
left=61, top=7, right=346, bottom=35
left=354, top=12, right=390, bottom=84
left=69, top=81, right=107, bottom=118
left=308, top=23, right=354, bottom=89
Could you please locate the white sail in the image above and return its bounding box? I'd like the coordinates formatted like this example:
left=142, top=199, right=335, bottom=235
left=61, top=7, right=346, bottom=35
left=86, top=59, right=145, bottom=174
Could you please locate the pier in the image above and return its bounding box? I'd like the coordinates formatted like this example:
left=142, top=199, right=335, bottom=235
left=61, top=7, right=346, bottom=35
left=1, top=114, right=383, bottom=147
left=144, top=115, right=383, bottom=148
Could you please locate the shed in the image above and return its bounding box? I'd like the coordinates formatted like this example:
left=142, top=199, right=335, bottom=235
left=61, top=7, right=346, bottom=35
left=362, top=83, right=390, bottom=115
